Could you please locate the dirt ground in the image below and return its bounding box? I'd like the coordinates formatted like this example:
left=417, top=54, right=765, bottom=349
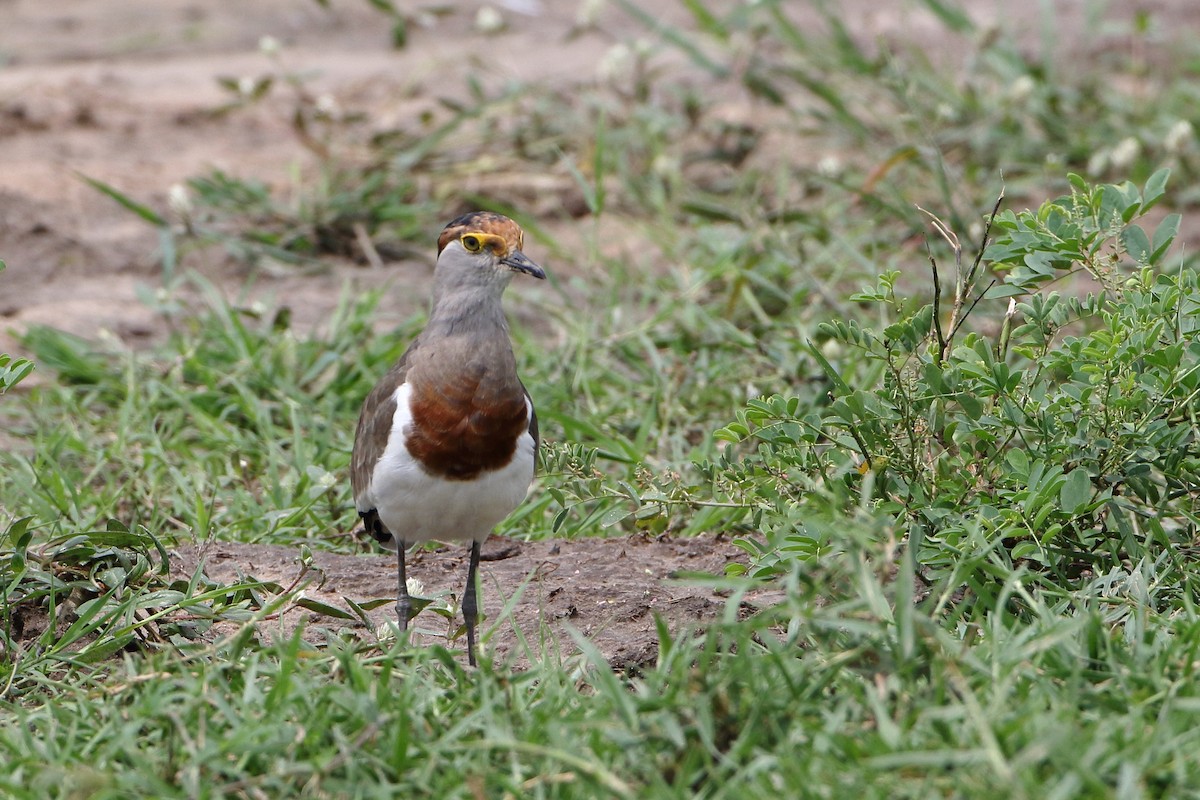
left=170, top=534, right=770, bottom=669
left=3, top=0, right=1196, bottom=665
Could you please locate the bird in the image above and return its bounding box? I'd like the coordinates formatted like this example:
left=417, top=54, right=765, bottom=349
left=350, top=211, right=544, bottom=666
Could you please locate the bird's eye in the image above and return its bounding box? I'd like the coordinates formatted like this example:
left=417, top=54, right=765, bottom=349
left=461, top=234, right=483, bottom=253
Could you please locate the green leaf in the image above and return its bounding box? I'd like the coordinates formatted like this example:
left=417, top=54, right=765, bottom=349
left=75, top=633, right=137, bottom=663
left=1011, top=540, right=1045, bottom=562
left=681, top=0, right=729, bottom=39
left=352, top=597, right=396, bottom=612
left=1060, top=468, right=1092, bottom=515
left=297, top=597, right=354, bottom=619
left=923, top=362, right=946, bottom=394
left=1151, top=213, right=1181, bottom=263
left=808, top=340, right=851, bottom=394
left=76, top=172, right=168, bottom=227
left=958, top=393, right=983, bottom=421
left=391, top=18, right=407, bottom=49
left=2, top=516, right=35, bottom=549
left=985, top=284, right=1026, bottom=299
left=601, top=505, right=634, bottom=528
left=1121, top=225, right=1152, bottom=265
left=1142, top=167, right=1171, bottom=212
left=0, top=355, right=35, bottom=393
left=1112, top=181, right=1143, bottom=223
left=715, top=422, right=750, bottom=442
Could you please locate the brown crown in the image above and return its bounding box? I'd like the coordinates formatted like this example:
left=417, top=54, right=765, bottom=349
left=436, top=211, right=525, bottom=256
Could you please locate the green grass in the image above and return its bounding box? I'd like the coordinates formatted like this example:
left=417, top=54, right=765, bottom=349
left=5, top=561, right=1200, bottom=798
left=4, top=1, right=1200, bottom=796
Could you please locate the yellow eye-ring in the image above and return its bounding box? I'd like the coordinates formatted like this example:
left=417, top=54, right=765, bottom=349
left=461, top=234, right=483, bottom=253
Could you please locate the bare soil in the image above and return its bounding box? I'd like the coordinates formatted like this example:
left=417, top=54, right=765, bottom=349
left=2, top=0, right=1195, bottom=665
left=170, top=534, right=769, bottom=670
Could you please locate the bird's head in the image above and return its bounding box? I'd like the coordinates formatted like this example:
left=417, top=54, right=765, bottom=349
left=435, top=212, right=546, bottom=290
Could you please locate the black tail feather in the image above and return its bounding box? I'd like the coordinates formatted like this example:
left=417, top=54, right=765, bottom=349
left=359, top=508, right=395, bottom=546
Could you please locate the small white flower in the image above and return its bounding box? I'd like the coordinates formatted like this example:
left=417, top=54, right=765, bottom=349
left=167, top=183, right=192, bottom=218
left=236, top=76, right=257, bottom=98
left=258, top=36, right=281, bottom=57
left=314, top=94, right=340, bottom=119
left=1109, top=136, right=1140, bottom=170
left=1164, top=120, right=1194, bottom=154
left=374, top=621, right=400, bottom=642
left=474, top=6, right=506, bottom=33
left=405, top=577, right=425, bottom=597
left=651, top=153, right=680, bottom=177
left=597, top=42, right=634, bottom=83
left=817, top=155, right=842, bottom=178
left=1086, top=149, right=1109, bottom=177
left=1006, top=75, right=1036, bottom=104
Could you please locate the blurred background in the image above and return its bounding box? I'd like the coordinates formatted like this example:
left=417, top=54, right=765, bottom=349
left=3, top=0, right=1198, bottom=350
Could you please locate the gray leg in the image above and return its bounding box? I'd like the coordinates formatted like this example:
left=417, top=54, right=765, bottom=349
left=462, top=540, right=482, bottom=667
left=395, top=539, right=410, bottom=631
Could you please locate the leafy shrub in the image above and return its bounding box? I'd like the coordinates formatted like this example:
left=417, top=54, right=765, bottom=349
left=717, top=171, right=1199, bottom=602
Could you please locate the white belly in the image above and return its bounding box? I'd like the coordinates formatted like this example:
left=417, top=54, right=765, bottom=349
left=358, top=382, right=535, bottom=547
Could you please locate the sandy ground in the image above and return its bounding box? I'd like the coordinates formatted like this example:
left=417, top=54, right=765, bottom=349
left=3, top=0, right=1195, bottom=665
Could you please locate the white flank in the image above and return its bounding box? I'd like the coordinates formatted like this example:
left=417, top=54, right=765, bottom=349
left=358, top=382, right=535, bottom=547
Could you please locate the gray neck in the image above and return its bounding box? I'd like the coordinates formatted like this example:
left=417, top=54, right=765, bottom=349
left=412, top=282, right=520, bottom=392
left=426, top=284, right=511, bottom=340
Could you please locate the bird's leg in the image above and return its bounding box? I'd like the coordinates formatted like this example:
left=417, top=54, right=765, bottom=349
left=395, top=539, right=410, bottom=632
left=462, top=540, right=482, bottom=667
